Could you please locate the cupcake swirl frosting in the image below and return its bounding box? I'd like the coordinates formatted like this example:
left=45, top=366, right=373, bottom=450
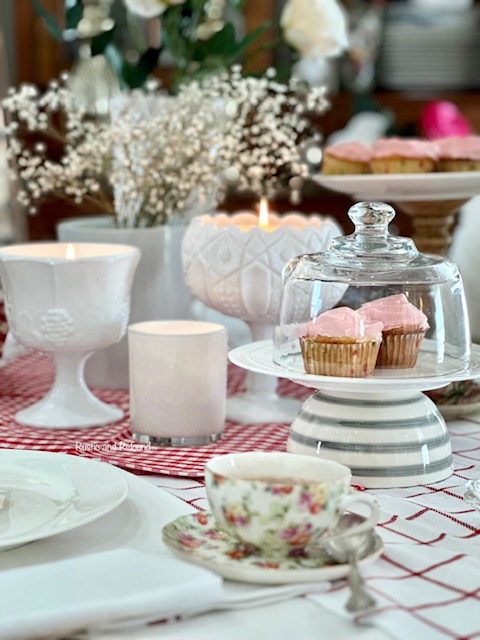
left=436, top=135, right=480, bottom=161
left=295, top=307, right=383, bottom=340
left=325, top=142, right=372, bottom=162
left=371, top=138, right=439, bottom=160
left=360, top=294, right=429, bottom=331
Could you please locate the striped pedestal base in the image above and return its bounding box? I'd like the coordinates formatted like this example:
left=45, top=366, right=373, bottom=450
left=287, top=390, right=453, bottom=489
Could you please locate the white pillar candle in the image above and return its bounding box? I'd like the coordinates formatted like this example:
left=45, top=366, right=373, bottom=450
left=129, top=320, right=227, bottom=446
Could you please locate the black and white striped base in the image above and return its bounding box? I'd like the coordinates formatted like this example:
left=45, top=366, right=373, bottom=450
left=287, top=390, right=454, bottom=488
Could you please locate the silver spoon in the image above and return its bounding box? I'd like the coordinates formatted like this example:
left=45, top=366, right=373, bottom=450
left=323, top=512, right=378, bottom=613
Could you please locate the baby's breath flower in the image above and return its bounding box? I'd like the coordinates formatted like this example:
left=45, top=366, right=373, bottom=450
left=109, top=86, right=223, bottom=227
left=3, top=67, right=330, bottom=226
left=2, top=76, right=113, bottom=217
left=188, top=67, right=330, bottom=201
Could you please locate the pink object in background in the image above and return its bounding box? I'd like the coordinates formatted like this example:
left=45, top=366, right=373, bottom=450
left=420, top=101, right=472, bottom=140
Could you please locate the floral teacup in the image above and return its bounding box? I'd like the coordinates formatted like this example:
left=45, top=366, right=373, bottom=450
left=205, top=452, right=379, bottom=558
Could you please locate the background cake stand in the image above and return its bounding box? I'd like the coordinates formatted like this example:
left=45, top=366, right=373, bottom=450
left=314, top=171, right=480, bottom=255
left=229, top=340, right=480, bottom=489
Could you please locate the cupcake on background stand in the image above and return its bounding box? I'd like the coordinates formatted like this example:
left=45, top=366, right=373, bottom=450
left=436, top=135, right=480, bottom=172
left=370, top=138, right=439, bottom=173
left=322, top=141, right=372, bottom=174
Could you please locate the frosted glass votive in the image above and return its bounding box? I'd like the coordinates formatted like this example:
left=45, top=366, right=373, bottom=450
left=128, top=320, right=227, bottom=446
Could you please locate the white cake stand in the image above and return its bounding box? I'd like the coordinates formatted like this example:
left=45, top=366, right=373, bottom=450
left=229, top=340, right=480, bottom=489
left=314, top=171, right=480, bottom=255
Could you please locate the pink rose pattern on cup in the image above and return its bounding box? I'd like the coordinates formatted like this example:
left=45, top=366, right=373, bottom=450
left=206, top=473, right=346, bottom=557
left=204, top=452, right=380, bottom=561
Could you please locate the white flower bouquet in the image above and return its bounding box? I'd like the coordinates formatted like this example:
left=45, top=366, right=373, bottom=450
left=2, top=65, right=331, bottom=226
left=191, top=65, right=330, bottom=203
left=109, top=85, right=223, bottom=227
left=2, top=78, right=114, bottom=216
left=2, top=76, right=223, bottom=228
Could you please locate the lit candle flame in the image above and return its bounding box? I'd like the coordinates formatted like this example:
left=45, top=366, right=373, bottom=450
left=258, top=197, right=269, bottom=229
left=65, top=243, right=76, bottom=260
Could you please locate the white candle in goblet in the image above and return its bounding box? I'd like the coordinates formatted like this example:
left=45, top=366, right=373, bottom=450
left=0, top=242, right=140, bottom=429
left=182, top=200, right=342, bottom=424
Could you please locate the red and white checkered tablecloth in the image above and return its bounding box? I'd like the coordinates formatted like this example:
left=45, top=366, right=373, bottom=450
left=0, top=351, right=309, bottom=477
left=3, top=350, right=480, bottom=639
left=146, top=417, right=480, bottom=640
left=328, top=444, right=480, bottom=640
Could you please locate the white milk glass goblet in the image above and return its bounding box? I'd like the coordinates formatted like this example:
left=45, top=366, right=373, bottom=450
left=0, top=242, right=140, bottom=429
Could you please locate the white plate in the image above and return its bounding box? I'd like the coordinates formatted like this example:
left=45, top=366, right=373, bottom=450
left=424, top=381, right=480, bottom=419
left=228, top=340, right=480, bottom=394
left=313, top=172, right=480, bottom=202
left=0, top=450, right=128, bottom=550
left=437, top=401, right=480, bottom=420
left=162, top=512, right=383, bottom=585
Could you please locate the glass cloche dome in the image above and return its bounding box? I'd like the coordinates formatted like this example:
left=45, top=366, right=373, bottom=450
left=274, top=201, right=471, bottom=379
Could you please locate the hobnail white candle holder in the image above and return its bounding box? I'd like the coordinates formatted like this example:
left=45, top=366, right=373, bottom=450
left=182, top=211, right=341, bottom=424
left=0, top=242, right=140, bottom=429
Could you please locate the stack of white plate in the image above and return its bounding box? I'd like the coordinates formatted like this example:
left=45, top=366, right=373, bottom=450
left=377, top=6, right=480, bottom=90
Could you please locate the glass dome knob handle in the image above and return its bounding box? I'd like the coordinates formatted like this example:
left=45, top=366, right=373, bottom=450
left=348, top=201, right=396, bottom=231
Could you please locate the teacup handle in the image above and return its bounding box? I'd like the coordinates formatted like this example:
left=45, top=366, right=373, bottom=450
left=337, top=491, right=380, bottom=537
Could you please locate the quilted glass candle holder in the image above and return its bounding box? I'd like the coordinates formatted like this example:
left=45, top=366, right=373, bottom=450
left=182, top=208, right=341, bottom=424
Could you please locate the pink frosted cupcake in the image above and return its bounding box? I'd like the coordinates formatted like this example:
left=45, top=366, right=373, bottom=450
left=436, top=135, right=480, bottom=171
left=297, top=307, right=383, bottom=378
left=370, top=138, right=439, bottom=173
left=360, top=294, right=429, bottom=368
left=322, top=142, right=372, bottom=175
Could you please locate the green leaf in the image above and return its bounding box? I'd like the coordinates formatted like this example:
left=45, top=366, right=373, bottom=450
left=236, top=22, right=272, bottom=55
left=121, top=61, right=137, bottom=90
left=122, top=47, right=161, bottom=89
left=204, top=23, right=238, bottom=56
left=30, top=0, right=63, bottom=40
left=191, top=21, right=272, bottom=67
left=125, top=11, right=149, bottom=53
left=136, top=47, right=162, bottom=80
left=189, top=0, right=209, bottom=15
left=191, top=23, right=238, bottom=63
left=66, top=0, right=84, bottom=31
left=161, top=14, right=188, bottom=67
left=91, top=26, right=116, bottom=56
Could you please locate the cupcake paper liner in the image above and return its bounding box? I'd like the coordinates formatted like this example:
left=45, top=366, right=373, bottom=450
left=370, top=157, right=435, bottom=173
left=376, top=329, right=426, bottom=369
left=299, top=338, right=381, bottom=378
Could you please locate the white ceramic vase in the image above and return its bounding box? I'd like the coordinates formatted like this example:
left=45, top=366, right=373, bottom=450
left=57, top=216, right=192, bottom=389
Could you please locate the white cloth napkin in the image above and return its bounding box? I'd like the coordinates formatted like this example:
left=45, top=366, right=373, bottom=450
left=0, top=549, right=223, bottom=640
left=0, top=543, right=331, bottom=639
left=0, top=472, right=331, bottom=639
left=306, top=487, right=480, bottom=640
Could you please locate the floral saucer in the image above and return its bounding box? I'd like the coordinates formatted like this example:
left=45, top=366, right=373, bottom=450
left=162, top=512, right=384, bottom=585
